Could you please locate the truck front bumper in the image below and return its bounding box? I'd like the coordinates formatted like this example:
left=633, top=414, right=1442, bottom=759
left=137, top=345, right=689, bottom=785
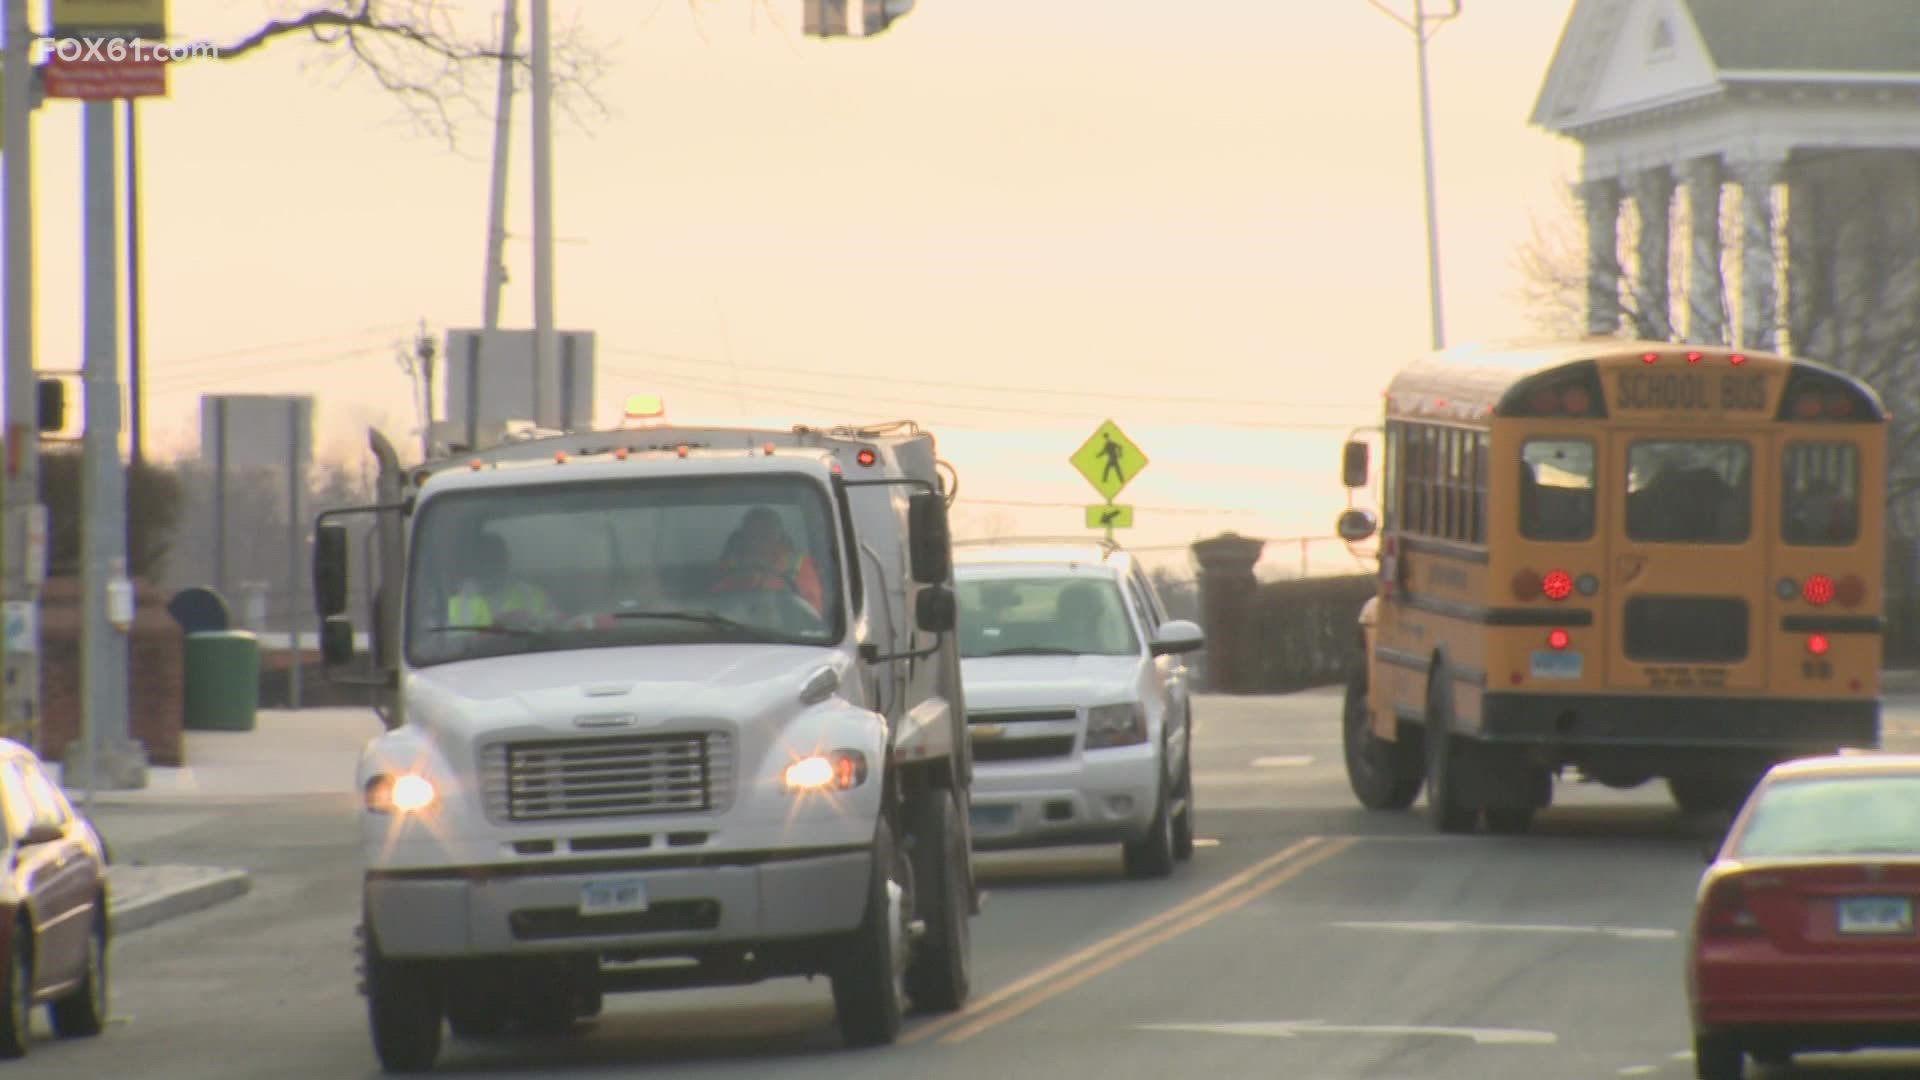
left=365, top=844, right=871, bottom=958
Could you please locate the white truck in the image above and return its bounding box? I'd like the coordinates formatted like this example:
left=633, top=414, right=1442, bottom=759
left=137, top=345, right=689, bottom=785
left=311, top=417, right=977, bottom=1072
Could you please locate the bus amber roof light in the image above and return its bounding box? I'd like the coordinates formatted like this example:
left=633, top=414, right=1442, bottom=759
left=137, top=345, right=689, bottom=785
left=1808, top=633, right=1832, bottom=657
left=1686, top=351, right=1703, bottom=364
left=1803, top=574, right=1835, bottom=606
left=1641, top=352, right=1658, bottom=364
left=1541, top=569, right=1574, bottom=601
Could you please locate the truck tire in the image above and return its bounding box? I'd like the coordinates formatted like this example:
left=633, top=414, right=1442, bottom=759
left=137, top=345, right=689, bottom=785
left=1123, top=762, right=1177, bottom=879
left=364, top=925, right=443, bottom=1074
left=832, top=817, right=910, bottom=1047
left=904, top=786, right=971, bottom=1013
left=1343, top=664, right=1423, bottom=811
left=1424, top=671, right=1476, bottom=834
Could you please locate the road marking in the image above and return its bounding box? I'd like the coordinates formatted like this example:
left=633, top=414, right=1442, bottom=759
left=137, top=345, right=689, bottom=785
left=1330, top=920, right=1678, bottom=940
left=1137, top=1020, right=1557, bottom=1046
left=901, top=835, right=1354, bottom=1045
left=1194, top=837, right=1221, bottom=848
left=1252, top=755, right=1314, bottom=767
left=1671, top=1050, right=1694, bottom=1060
left=1618, top=1067, right=1658, bottom=1076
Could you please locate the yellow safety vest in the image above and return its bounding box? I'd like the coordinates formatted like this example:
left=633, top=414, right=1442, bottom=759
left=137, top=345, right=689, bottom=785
left=448, top=583, right=547, bottom=625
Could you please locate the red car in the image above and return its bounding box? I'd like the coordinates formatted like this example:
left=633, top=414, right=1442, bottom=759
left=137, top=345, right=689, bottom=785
left=1688, top=752, right=1920, bottom=1078
left=0, top=739, right=109, bottom=1057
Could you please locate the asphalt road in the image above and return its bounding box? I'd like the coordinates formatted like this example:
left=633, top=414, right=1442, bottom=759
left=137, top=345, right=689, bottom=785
left=15, top=688, right=1920, bottom=1080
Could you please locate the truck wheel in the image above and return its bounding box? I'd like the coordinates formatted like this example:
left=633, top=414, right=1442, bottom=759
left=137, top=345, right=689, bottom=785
left=1344, top=664, right=1423, bottom=810
left=904, top=786, right=971, bottom=1013
left=832, top=817, right=910, bottom=1047
left=1123, top=765, right=1177, bottom=879
left=1424, top=673, right=1476, bottom=834
left=364, top=926, right=443, bottom=1073
left=446, top=988, right=509, bottom=1039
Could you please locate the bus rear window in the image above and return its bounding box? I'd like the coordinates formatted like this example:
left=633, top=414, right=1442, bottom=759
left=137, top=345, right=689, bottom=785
left=1782, top=442, right=1860, bottom=546
left=1626, top=440, right=1750, bottom=544
left=1519, top=439, right=1594, bottom=541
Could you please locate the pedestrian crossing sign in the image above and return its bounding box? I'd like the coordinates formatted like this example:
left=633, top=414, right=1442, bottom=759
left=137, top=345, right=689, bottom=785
left=1070, top=419, right=1148, bottom=501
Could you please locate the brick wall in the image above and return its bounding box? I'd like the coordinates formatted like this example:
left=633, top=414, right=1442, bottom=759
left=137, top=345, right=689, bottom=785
left=37, top=577, right=184, bottom=766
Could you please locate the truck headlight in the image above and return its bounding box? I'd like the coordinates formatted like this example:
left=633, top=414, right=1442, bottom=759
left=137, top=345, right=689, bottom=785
left=784, top=750, right=868, bottom=792
left=366, top=773, right=437, bottom=814
left=1085, top=703, right=1148, bottom=749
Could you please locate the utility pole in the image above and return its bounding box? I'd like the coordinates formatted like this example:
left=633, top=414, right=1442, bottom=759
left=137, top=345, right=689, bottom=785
left=3, top=0, right=44, bottom=750
left=530, top=0, right=556, bottom=427
left=77, top=98, right=143, bottom=797
left=395, top=319, right=437, bottom=462
left=125, top=97, right=143, bottom=466
left=1368, top=0, right=1460, bottom=352
left=482, top=0, right=517, bottom=331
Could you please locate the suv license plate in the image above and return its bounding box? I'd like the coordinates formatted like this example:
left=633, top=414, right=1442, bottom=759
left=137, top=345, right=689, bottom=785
left=581, top=878, right=649, bottom=917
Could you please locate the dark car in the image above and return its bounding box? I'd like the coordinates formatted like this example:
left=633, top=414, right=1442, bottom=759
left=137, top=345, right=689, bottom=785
left=0, top=740, right=109, bottom=1056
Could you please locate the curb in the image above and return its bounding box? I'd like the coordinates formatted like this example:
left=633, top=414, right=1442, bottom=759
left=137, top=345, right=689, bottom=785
left=109, top=869, right=253, bottom=936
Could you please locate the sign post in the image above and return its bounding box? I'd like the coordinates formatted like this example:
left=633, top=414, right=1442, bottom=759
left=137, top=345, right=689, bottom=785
left=1069, top=419, right=1147, bottom=545
left=43, top=0, right=171, bottom=101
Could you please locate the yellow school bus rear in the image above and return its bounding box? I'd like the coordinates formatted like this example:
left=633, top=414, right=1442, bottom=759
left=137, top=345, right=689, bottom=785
left=1338, top=340, right=1887, bottom=833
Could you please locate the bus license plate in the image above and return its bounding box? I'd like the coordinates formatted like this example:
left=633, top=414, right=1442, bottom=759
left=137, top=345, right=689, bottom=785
left=1529, top=650, right=1583, bottom=680
left=580, top=878, right=649, bottom=917
left=1838, top=896, right=1912, bottom=935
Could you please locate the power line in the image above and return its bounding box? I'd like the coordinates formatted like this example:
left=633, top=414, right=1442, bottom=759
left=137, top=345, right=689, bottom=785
left=151, top=323, right=413, bottom=374
left=604, top=344, right=1376, bottom=412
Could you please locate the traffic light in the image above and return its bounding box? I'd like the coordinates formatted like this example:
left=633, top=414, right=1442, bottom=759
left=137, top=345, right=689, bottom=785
left=36, top=378, right=63, bottom=432
left=804, top=0, right=914, bottom=38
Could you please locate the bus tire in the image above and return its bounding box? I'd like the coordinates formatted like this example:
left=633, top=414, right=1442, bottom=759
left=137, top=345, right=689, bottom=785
left=1424, top=672, right=1477, bottom=834
left=1343, top=664, right=1422, bottom=811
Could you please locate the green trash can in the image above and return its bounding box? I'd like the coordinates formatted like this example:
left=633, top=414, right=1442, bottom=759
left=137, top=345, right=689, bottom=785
left=184, top=630, right=260, bottom=732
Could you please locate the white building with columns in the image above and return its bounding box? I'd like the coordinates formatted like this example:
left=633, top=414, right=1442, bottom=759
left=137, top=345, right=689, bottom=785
left=1529, top=0, right=1920, bottom=356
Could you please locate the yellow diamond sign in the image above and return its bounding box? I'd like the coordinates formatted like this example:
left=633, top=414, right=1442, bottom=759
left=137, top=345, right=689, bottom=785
left=1070, top=419, right=1147, bottom=501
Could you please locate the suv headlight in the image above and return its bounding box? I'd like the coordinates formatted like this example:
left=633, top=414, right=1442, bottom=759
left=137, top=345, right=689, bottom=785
left=1085, top=703, right=1148, bottom=749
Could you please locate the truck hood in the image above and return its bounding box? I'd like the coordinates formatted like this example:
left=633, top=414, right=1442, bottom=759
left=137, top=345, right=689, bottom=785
left=405, top=643, right=846, bottom=730
left=960, top=654, right=1143, bottom=710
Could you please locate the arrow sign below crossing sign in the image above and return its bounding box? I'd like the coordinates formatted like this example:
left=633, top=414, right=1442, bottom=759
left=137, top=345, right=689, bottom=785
left=1086, top=504, right=1134, bottom=529
left=1070, top=419, right=1148, bottom=502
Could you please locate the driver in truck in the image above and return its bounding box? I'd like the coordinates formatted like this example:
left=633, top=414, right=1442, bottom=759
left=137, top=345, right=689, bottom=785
left=446, top=532, right=552, bottom=629
left=710, top=506, right=825, bottom=614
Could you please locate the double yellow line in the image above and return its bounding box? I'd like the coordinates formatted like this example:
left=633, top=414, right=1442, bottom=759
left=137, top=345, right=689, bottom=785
left=902, top=834, right=1356, bottom=1046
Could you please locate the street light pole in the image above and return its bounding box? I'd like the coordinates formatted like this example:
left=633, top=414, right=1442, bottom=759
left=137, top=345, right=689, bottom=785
left=2, top=0, right=44, bottom=751
left=1369, top=0, right=1461, bottom=352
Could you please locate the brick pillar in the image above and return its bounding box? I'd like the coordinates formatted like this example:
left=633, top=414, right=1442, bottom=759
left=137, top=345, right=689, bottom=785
left=1190, top=532, right=1265, bottom=693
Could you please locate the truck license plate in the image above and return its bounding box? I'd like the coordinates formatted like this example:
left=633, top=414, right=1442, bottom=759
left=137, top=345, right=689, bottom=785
left=580, top=878, right=649, bottom=917
left=1838, top=896, right=1912, bottom=935
left=1529, top=650, right=1583, bottom=680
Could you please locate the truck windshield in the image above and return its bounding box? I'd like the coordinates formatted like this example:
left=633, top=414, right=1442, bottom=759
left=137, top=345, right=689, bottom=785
left=404, top=474, right=844, bottom=667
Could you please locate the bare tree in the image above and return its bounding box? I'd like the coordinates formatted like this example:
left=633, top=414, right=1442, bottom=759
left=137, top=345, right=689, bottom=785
left=1511, top=158, right=1920, bottom=531
left=172, top=1, right=610, bottom=147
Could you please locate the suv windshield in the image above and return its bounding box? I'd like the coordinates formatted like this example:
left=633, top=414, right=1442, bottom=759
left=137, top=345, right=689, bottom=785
left=956, top=574, right=1138, bottom=658
left=404, top=474, right=843, bottom=667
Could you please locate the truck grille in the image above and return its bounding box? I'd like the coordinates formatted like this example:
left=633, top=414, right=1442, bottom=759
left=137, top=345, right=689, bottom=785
left=480, top=732, right=733, bottom=823
left=1624, top=596, right=1748, bottom=663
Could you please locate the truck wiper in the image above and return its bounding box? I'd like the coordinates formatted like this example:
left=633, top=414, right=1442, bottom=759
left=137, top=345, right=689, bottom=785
left=984, top=646, right=1078, bottom=657
left=419, top=624, right=543, bottom=638
left=609, top=609, right=785, bottom=642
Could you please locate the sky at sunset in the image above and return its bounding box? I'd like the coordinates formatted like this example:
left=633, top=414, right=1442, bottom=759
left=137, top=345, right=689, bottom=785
left=20, top=0, right=1585, bottom=574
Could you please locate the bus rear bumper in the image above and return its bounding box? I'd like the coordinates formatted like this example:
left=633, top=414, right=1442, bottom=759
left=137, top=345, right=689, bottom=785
left=1475, top=692, right=1879, bottom=751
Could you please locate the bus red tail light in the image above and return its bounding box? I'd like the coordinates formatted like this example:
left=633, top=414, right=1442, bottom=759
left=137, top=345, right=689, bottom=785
left=1547, top=628, right=1570, bottom=650
left=1807, top=633, right=1831, bottom=657
left=1701, top=877, right=1763, bottom=939
left=1803, top=574, right=1835, bottom=606
left=1541, top=569, right=1574, bottom=601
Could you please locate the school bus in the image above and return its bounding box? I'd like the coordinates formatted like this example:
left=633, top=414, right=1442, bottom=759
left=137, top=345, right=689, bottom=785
left=1334, top=340, right=1888, bottom=835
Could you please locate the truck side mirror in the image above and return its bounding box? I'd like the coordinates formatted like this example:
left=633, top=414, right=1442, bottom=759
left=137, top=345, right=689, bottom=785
left=314, top=523, right=350, bottom=617
left=915, top=584, right=956, bottom=633
left=1336, top=508, right=1378, bottom=543
left=908, top=490, right=952, bottom=585
left=321, top=617, right=356, bottom=667
left=1342, top=440, right=1369, bottom=488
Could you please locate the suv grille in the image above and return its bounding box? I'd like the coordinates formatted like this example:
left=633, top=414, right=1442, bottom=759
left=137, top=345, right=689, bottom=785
left=1623, top=596, right=1748, bottom=663
left=480, top=732, right=733, bottom=823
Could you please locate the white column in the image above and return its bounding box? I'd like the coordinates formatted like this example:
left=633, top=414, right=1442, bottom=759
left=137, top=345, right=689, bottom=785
left=1734, top=156, right=1785, bottom=351
left=1579, top=177, right=1623, bottom=336
left=1631, top=167, right=1675, bottom=340
left=1683, top=155, right=1726, bottom=345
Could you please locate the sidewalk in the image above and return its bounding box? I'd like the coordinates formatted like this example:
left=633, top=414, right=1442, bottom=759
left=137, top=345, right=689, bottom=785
left=50, top=706, right=383, bottom=938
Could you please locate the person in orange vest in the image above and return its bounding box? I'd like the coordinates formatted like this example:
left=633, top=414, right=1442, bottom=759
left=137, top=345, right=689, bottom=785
left=711, top=507, right=825, bottom=615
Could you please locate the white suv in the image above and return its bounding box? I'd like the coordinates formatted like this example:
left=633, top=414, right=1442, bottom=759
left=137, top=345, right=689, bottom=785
left=953, top=540, right=1205, bottom=878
